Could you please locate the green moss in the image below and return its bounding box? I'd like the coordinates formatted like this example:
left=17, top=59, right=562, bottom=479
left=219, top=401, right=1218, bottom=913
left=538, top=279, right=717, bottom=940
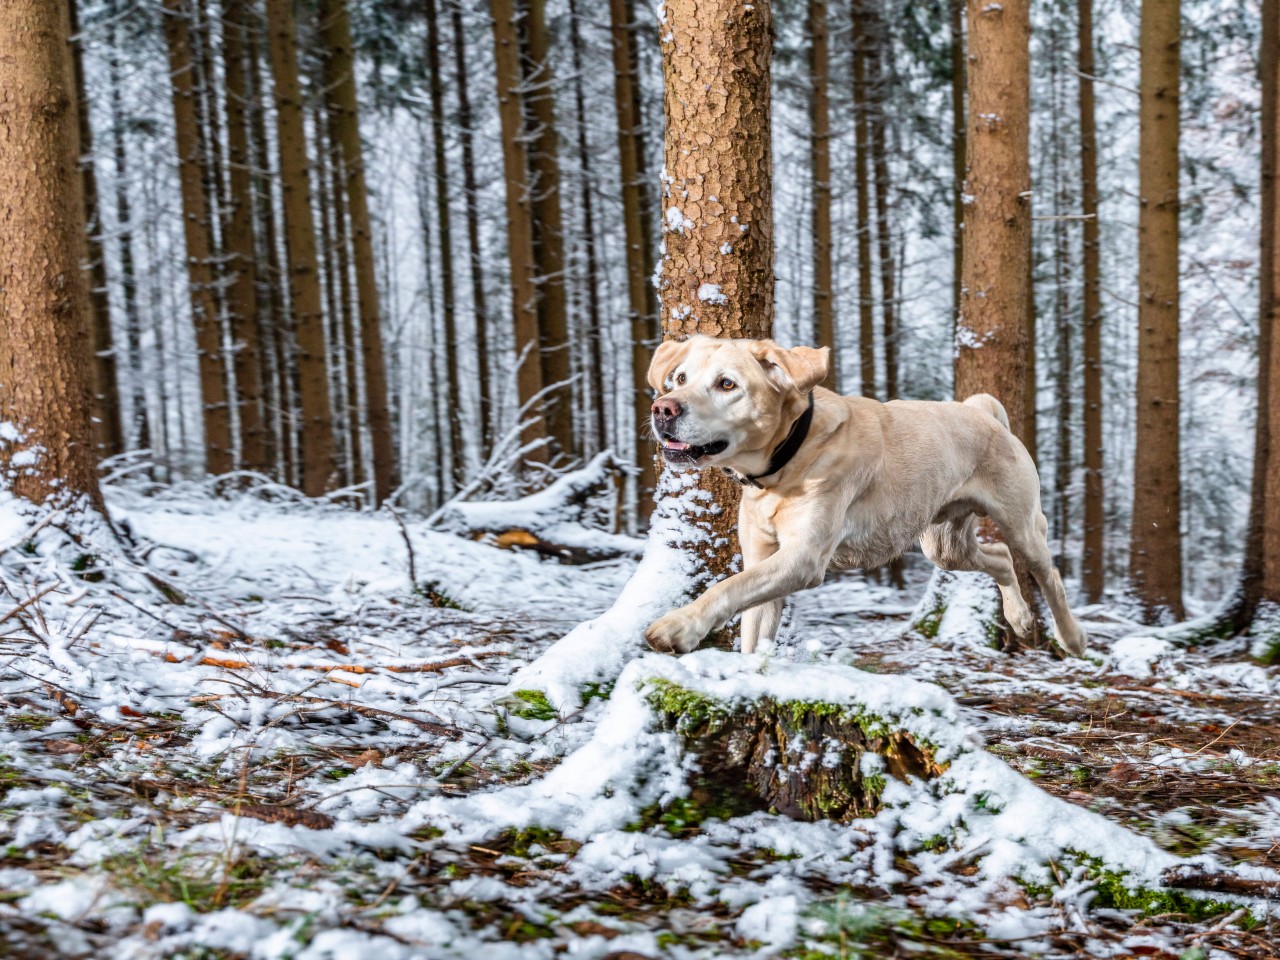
left=784, top=899, right=981, bottom=960
left=914, top=604, right=945, bottom=639
left=580, top=681, right=614, bottom=705
left=497, top=826, right=565, bottom=858
left=508, top=689, right=558, bottom=722
left=415, top=581, right=469, bottom=611
left=641, top=679, right=733, bottom=734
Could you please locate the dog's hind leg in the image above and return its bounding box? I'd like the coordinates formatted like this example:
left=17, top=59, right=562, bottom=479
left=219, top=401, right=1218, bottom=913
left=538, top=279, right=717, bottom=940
left=998, top=511, right=1088, bottom=656
left=920, top=515, right=1036, bottom=639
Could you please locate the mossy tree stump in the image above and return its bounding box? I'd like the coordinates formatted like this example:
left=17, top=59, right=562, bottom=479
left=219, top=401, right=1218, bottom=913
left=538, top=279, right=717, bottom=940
left=644, top=680, right=946, bottom=823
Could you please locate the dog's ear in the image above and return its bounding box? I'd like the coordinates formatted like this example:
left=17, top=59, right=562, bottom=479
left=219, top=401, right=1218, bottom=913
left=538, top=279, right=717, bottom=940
left=752, top=341, right=830, bottom=394
left=647, top=337, right=694, bottom=393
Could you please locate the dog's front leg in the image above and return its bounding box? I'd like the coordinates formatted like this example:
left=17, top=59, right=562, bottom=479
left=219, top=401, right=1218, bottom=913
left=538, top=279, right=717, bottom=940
left=644, top=544, right=831, bottom=655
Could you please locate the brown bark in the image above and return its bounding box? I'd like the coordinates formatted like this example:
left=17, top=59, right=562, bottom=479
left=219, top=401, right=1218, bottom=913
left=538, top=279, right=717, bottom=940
left=658, top=0, right=774, bottom=640
left=162, top=0, right=233, bottom=475
left=491, top=0, right=549, bottom=462
left=223, top=0, right=267, bottom=472
left=567, top=0, right=608, bottom=454
left=451, top=3, right=492, bottom=453
left=852, top=0, right=875, bottom=399
left=609, top=0, right=660, bottom=514
left=425, top=0, right=465, bottom=486
left=810, top=0, right=835, bottom=390
left=69, top=0, right=122, bottom=462
left=518, top=0, right=573, bottom=459
left=1129, top=0, right=1184, bottom=622
left=1079, top=0, right=1104, bottom=603
left=1050, top=21, right=1071, bottom=572
left=265, top=0, right=335, bottom=496
left=949, top=0, right=966, bottom=335
left=867, top=5, right=896, bottom=403
left=1260, top=0, right=1280, bottom=607
left=317, top=0, right=396, bottom=502
left=0, top=0, right=106, bottom=512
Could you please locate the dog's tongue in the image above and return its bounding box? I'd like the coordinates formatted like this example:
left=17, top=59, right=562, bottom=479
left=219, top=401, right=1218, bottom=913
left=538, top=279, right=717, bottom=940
left=664, top=439, right=691, bottom=451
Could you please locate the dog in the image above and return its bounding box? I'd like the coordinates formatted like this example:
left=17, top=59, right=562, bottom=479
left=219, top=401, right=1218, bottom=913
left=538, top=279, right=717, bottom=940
left=642, top=335, right=1088, bottom=658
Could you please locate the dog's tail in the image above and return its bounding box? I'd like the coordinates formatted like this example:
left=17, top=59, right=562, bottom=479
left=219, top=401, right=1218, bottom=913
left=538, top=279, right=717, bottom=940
left=963, top=393, right=1010, bottom=430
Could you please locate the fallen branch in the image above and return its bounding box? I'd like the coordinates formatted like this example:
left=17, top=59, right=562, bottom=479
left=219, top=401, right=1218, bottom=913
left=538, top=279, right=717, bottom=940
left=157, top=650, right=506, bottom=676
left=1162, top=865, right=1280, bottom=899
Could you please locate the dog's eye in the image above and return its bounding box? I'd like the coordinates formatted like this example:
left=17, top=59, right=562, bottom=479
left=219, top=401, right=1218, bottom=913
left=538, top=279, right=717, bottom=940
left=675, top=372, right=687, bottom=386
left=718, top=378, right=737, bottom=392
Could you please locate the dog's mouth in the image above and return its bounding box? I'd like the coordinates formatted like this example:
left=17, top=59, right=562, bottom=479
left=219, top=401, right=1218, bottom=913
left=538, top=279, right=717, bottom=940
left=658, top=433, right=729, bottom=464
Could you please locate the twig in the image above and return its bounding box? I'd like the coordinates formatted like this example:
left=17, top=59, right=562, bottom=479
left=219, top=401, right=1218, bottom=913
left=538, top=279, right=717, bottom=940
left=384, top=503, right=418, bottom=586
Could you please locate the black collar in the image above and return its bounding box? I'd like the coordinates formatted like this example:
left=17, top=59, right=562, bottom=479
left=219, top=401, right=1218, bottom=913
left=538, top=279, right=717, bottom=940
left=726, top=392, right=815, bottom=489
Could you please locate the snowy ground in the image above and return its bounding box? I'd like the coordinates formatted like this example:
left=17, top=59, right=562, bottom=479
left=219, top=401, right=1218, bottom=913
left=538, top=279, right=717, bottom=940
left=1, top=480, right=1278, bottom=959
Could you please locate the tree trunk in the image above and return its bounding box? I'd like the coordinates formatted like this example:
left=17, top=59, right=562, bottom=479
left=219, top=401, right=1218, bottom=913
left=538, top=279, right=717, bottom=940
left=949, top=0, right=966, bottom=337
left=223, top=0, right=268, bottom=473
left=1078, top=0, right=1105, bottom=603
left=567, top=0, right=609, bottom=455
left=867, top=4, right=895, bottom=404
left=451, top=4, right=491, bottom=457
left=491, top=0, right=549, bottom=463
left=424, top=0, right=465, bottom=487
left=810, top=0, right=835, bottom=390
left=852, top=0, right=875, bottom=399
left=264, top=0, right=335, bottom=497
left=162, top=0, right=234, bottom=475
left=1050, top=12, right=1071, bottom=574
left=518, top=0, right=573, bottom=461
left=955, top=0, right=1036, bottom=646
left=1260, top=0, right=1280, bottom=612
left=609, top=0, right=660, bottom=515
left=1129, top=0, right=1184, bottom=623
left=658, top=0, right=774, bottom=645
left=318, top=0, right=396, bottom=503
left=0, top=0, right=107, bottom=512
left=69, top=0, right=123, bottom=463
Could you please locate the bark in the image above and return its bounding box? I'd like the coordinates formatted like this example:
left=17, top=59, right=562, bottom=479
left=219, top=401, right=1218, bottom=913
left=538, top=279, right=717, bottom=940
left=318, top=0, right=396, bottom=502
left=852, top=0, right=875, bottom=399
left=567, top=0, right=608, bottom=454
left=265, top=0, right=335, bottom=496
left=69, top=0, right=123, bottom=462
left=1130, top=0, right=1184, bottom=622
left=223, top=0, right=268, bottom=472
left=0, top=0, right=107, bottom=511
left=658, top=0, right=774, bottom=645
left=1078, top=0, right=1105, bottom=603
left=425, top=0, right=465, bottom=487
left=949, top=0, right=966, bottom=335
left=162, top=0, right=233, bottom=475
left=609, top=0, right=660, bottom=514
left=1050, top=11, right=1071, bottom=573
left=810, top=0, right=835, bottom=390
left=1260, top=0, right=1280, bottom=607
left=491, top=0, right=549, bottom=462
left=517, top=0, right=573, bottom=459
left=867, top=4, right=896, bottom=403
left=451, top=3, right=492, bottom=454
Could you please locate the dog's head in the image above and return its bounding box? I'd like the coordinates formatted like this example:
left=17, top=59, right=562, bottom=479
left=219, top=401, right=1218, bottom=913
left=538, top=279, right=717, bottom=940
left=646, top=335, right=829, bottom=470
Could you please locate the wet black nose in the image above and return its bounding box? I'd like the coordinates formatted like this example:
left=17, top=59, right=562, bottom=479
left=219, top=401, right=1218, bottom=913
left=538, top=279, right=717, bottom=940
left=651, top=397, right=682, bottom=422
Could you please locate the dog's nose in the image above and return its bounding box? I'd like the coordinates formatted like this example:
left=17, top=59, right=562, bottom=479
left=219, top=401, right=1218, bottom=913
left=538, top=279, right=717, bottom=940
left=651, top=397, right=682, bottom=421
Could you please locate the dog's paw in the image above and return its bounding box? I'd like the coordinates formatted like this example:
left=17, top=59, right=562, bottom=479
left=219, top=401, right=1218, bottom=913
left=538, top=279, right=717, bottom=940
left=644, top=608, right=710, bottom=655
left=1056, top=625, right=1088, bottom=658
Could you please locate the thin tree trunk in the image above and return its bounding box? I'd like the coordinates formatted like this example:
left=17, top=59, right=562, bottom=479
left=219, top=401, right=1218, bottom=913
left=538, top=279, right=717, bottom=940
left=567, top=0, right=608, bottom=454
left=610, top=0, right=660, bottom=514
left=810, top=0, right=835, bottom=390
left=659, top=0, right=774, bottom=644
left=107, top=32, right=149, bottom=455
left=223, top=0, right=268, bottom=472
left=317, top=0, right=396, bottom=502
left=313, top=103, right=347, bottom=484
left=852, top=0, right=875, bottom=399
left=1261, top=0, right=1280, bottom=611
left=491, top=0, right=549, bottom=462
left=69, top=0, right=123, bottom=462
left=0, top=0, right=107, bottom=512
left=450, top=4, right=491, bottom=459
left=867, top=3, right=895, bottom=403
left=949, top=0, right=965, bottom=335
left=162, top=0, right=233, bottom=475
left=1130, top=0, right=1184, bottom=622
left=424, top=0, right=465, bottom=486
left=1078, top=0, right=1104, bottom=603
left=518, top=0, right=573, bottom=459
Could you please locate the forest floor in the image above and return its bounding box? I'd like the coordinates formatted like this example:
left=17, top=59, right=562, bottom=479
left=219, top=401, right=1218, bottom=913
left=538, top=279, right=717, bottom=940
left=0, top=478, right=1278, bottom=959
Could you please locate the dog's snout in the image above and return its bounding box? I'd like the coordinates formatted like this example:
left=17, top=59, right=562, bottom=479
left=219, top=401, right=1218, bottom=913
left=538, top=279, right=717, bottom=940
left=651, top=397, right=683, bottom=422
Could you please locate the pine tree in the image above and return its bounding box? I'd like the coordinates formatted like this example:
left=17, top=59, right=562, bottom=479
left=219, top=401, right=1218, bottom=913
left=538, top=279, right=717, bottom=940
left=810, top=0, right=835, bottom=390
left=852, top=0, right=876, bottom=398
left=0, top=0, right=107, bottom=512
left=657, top=0, right=774, bottom=643
left=1129, top=0, right=1184, bottom=622
left=949, top=0, right=966, bottom=330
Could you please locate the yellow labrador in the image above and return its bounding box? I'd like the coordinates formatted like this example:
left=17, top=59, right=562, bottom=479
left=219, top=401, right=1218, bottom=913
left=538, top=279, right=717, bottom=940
left=643, top=335, right=1087, bottom=658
